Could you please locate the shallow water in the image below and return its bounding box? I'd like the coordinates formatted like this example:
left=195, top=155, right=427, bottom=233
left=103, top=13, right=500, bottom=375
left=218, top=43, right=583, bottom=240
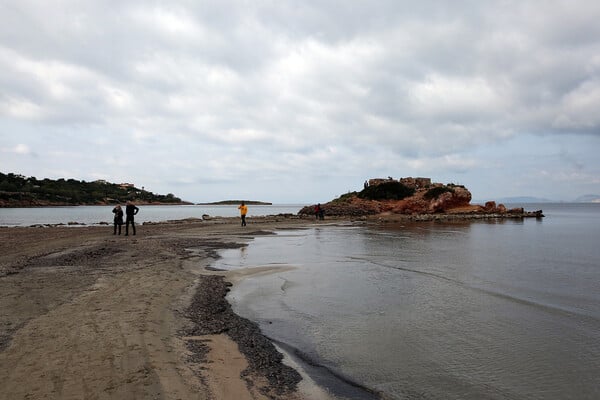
left=0, top=204, right=304, bottom=226
left=215, top=204, right=600, bottom=400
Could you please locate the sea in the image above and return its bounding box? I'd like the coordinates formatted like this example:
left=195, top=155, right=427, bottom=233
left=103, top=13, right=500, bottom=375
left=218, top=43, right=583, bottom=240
left=2, top=203, right=599, bottom=399
left=0, top=204, right=305, bottom=226
left=211, top=203, right=600, bottom=400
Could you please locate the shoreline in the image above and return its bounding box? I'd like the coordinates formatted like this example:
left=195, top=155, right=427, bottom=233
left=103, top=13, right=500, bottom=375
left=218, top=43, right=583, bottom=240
left=0, top=216, right=340, bottom=400
left=0, top=211, right=546, bottom=399
left=0, top=201, right=194, bottom=208
left=1, top=205, right=544, bottom=229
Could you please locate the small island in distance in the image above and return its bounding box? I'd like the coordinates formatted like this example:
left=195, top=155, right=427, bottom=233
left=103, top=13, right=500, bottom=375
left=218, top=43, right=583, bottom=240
left=197, top=200, right=272, bottom=205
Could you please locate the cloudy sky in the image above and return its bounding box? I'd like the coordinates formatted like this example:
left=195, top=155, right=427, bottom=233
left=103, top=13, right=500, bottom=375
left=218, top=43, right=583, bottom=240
left=1, top=1, right=599, bottom=203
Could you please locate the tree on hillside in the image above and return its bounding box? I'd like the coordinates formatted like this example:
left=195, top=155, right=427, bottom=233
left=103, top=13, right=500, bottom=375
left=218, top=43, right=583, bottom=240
left=0, top=172, right=184, bottom=205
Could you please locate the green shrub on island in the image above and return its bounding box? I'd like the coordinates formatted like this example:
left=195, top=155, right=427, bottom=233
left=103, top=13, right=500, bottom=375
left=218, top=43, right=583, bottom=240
left=331, top=191, right=359, bottom=204
left=423, top=186, right=455, bottom=200
left=358, top=181, right=415, bottom=201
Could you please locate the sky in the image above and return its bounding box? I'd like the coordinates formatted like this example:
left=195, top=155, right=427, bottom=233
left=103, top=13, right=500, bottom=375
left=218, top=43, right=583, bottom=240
left=1, top=1, right=600, bottom=203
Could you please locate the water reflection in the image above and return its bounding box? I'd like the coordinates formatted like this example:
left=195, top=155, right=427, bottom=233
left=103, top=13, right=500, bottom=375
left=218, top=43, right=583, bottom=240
left=217, top=215, right=600, bottom=400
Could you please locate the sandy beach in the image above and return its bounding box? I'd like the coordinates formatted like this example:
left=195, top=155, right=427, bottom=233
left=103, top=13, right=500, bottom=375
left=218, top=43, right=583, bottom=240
left=0, top=216, right=336, bottom=400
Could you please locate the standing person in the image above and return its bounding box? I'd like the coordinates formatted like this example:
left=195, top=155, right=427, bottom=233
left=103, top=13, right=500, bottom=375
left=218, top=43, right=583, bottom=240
left=125, top=201, right=139, bottom=236
left=318, top=204, right=325, bottom=220
left=112, top=204, right=124, bottom=235
left=238, top=201, right=248, bottom=227
left=314, top=203, right=321, bottom=220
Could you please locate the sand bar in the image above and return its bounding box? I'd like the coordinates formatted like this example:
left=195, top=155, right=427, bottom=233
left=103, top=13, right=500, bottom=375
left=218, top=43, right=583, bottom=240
left=0, top=216, right=338, bottom=400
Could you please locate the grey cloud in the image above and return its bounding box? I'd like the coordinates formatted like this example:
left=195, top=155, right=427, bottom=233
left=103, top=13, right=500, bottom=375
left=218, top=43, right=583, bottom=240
left=1, top=0, right=600, bottom=202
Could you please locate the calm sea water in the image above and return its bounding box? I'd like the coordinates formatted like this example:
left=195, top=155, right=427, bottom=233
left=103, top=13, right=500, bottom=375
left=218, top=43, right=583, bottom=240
left=214, top=204, right=600, bottom=400
left=0, top=204, right=304, bottom=226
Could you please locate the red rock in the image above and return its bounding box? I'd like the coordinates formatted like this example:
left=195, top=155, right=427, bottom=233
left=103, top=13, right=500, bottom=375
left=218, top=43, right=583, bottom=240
left=298, top=177, right=537, bottom=219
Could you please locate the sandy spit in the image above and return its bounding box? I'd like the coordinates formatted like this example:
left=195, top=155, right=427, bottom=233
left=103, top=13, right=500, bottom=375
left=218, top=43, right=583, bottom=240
left=0, top=216, right=340, bottom=400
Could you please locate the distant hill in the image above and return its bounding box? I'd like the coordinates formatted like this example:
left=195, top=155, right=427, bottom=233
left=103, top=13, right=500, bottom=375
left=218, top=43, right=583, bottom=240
left=197, top=200, right=272, bottom=205
left=0, top=172, right=190, bottom=207
left=493, top=196, right=554, bottom=204
left=490, top=195, right=600, bottom=203
left=574, top=194, right=600, bottom=203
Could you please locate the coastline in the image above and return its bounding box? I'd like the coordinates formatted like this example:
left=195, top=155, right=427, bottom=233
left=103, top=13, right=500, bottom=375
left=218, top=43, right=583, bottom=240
left=0, top=216, right=337, bottom=400
left=0, top=201, right=194, bottom=208
left=0, top=210, right=546, bottom=399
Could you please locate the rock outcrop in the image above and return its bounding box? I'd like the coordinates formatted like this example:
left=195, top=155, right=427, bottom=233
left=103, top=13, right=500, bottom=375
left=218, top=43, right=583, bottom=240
left=299, top=177, right=543, bottom=219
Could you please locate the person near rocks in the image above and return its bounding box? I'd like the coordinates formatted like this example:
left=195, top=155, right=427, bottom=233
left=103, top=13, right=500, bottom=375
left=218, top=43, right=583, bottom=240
left=238, top=201, right=248, bottom=227
left=314, top=203, right=324, bottom=220
left=112, top=204, right=124, bottom=235
left=125, top=201, right=139, bottom=236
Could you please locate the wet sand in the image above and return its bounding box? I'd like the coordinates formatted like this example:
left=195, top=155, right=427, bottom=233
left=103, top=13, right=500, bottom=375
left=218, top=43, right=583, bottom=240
left=0, top=216, right=336, bottom=400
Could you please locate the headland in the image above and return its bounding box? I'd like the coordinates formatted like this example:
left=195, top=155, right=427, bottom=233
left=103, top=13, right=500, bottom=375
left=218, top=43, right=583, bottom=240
left=299, top=177, right=544, bottom=220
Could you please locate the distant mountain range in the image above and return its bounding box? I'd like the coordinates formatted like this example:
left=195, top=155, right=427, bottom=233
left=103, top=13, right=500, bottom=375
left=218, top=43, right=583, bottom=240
left=493, top=196, right=555, bottom=203
left=476, top=195, right=600, bottom=204
left=574, top=194, right=600, bottom=203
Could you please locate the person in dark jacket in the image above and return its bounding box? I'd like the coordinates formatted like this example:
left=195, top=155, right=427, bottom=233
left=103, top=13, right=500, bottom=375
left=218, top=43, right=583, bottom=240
left=125, top=201, right=139, bottom=236
left=315, top=203, right=324, bottom=220
left=112, top=204, right=124, bottom=235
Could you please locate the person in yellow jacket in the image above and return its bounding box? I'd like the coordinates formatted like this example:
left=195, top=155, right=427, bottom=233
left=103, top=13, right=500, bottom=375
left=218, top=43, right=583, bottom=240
left=238, top=201, right=248, bottom=226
